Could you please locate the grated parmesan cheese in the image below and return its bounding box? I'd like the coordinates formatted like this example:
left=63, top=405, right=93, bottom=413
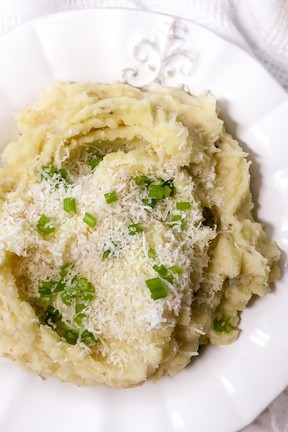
left=0, top=82, right=280, bottom=387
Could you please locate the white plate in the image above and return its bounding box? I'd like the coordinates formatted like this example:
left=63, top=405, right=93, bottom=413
left=0, top=9, right=287, bottom=432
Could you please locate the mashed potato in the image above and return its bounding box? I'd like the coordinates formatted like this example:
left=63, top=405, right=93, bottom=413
left=0, top=82, right=280, bottom=387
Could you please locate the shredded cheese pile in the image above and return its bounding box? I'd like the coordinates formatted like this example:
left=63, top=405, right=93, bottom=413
left=0, top=82, right=280, bottom=387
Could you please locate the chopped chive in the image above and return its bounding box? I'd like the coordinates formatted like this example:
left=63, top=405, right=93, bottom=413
left=63, top=197, right=76, bottom=213
left=176, top=202, right=192, bottom=211
left=172, top=215, right=182, bottom=221
left=83, top=292, right=94, bottom=302
left=170, top=265, right=183, bottom=275
left=163, top=185, right=172, bottom=197
left=58, top=168, right=68, bottom=180
left=83, top=212, right=96, bottom=228
left=61, top=291, right=74, bottom=306
left=145, top=278, right=167, bottom=300
left=41, top=165, right=70, bottom=187
left=164, top=274, right=174, bottom=283
left=72, top=276, right=90, bottom=291
left=60, top=263, right=72, bottom=278
left=153, top=264, right=169, bottom=278
left=104, top=191, right=118, bottom=204
left=152, top=179, right=164, bottom=186
left=135, top=175, right=148, bottom=186
left=88, top=154, right=103, bottom=170
left=81, top=330, right=98, bottom=343
left=164, top=179, right=174, bottom=194
left=102, top=249, right=111, bottom=259
left=75, top=304, right=86, bottom=314
left=128, top=223, right=144, bottom=235
left=181, top=221, right=186, bottom=230
left=213, top=319, right=233, bottom=333
left=74, top=315, right=84, bottom=326
left=64, top=329, right=79, bottom=344
left=53, top=281, right=66, bottom=293
left=148, top=247, right=157, bottom=260
left=153, top=265, right=174, bottom=283
left=36, top=214, right=55, bottom=234
left=148, top=184, right=164, bottom=200
left=39, top=281, right=54, bottom=296
left=41, top=165, right=56, bottom=178
left=142, top=198, right=157, bottom=208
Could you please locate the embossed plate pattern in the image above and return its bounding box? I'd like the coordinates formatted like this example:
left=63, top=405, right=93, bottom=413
left=0, top=9, right=287, bottom=432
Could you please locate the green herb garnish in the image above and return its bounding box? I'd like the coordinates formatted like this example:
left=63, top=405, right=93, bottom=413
left=64, top=329, right=79, bottom=344
left=104, top=191, right=118, bottom=204
left=148, top=180, right=164, bottom=200
left=128, top=223, right=144, bottom=235
left=41, top=165, right=69, bottom=188
left=170, top=265, right=183, bottom=275
left=81, top=330, right=98, bottom=343
left=135, top=175, right=148, bottom=186
left=153, top=264, right=174, bottom=283
left=63, top=197, right=76, bottom=213
left=36, top=214, right=55, bottom=234
left=83, top=212, right=96, bottom=228
left=60, top=263, right=72, bottom=278
left=176, top=202, right=192, bottom=210
left=88, top=154, right=103, bottom=170
left=145, top=278, right=167, bottom=300
left=102, top=249, right=111, bottom=259
left=213, top=319, right=233, bottom=333
left=148, top=247, right=157, bottom=260
left=142, top=198, right=157, bottom=208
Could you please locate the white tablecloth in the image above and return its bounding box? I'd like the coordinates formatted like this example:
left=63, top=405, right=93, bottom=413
left=0, top=1, right=287, bottom=431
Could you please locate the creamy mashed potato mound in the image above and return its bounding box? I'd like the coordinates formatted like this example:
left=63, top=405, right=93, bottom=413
left=0, top=82, right=280, bottom=387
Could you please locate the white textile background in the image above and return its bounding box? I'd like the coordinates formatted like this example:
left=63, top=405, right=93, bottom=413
left=0, top=0, right=287, bottom=431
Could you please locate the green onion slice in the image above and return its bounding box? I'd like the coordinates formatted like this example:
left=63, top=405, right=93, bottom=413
left=148, top=247, right=157, bottom=260
left=102, top=249, right=111, bottom=259
left=145, top=278, right=167, bottom=300
left=128, top=223, right=144, bottom=235
left=172, top=215, right=182, bottom=221
left=153, top=264, right=169, bottom=278
left=213, top=319, right=233, bottom=333
left=61, top=291, right=74, bottom=306
left=74, top=311, right=85, bottom=325
left=170, top=265, right=183, bottom=275
left=75, top=304, right=86, bottom=314
left=39, top=281, right=54, bottom=296
left=36, top=214, right=55, bottom=234
left=142, top=198, right=157, bottom=208
left=41, top=165, right=70, bottom=187
left=64, top=329, right=79, bottom=344
left=163, top=185, right=172, bottom=197
left=148, top=184, right=164, bottom=200
left=63, top=197, right=76, bottom=213
left=153, top=265, right=174, bottom=283
left=60, top=263, right=72, bottom=278
left=135, top=175, right=148, bottom=186
left=176, top=202, right=192, bottom=211
left=88, top=154, right=103, bottom=170
left=104, top=191, right=118, bottom=204
left=83, top=212, right=96, bottom=228
left=152, top=179, right=164, bottom=186
left=81, top=330, right=98, bottom=343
